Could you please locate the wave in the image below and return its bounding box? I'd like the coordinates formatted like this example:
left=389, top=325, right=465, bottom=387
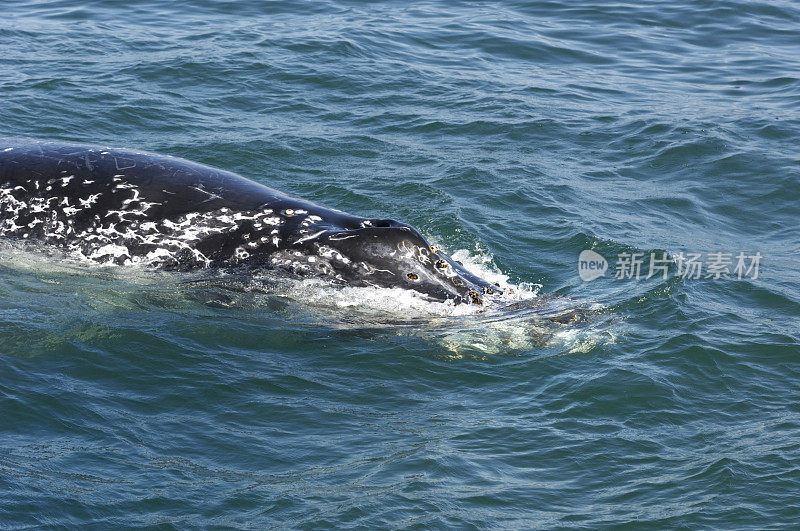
left=0, top=238, right=615, bottom=355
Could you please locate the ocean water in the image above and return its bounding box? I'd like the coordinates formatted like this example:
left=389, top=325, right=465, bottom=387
left=1, top=0, right=799, bottom=527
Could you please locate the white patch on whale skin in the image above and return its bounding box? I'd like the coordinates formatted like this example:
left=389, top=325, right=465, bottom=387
left=317, top=245, right=352, bottom=264
left=120, top=188, right=141, bottom=208
left=234, top=247, right=250, bottom=261
left=79, top=194, right=101, bottom=208
left=0, top=178, right=263, bottom=268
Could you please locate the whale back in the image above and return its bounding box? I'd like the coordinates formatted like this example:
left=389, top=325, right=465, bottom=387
left=0, top=139, right=364, bottom=268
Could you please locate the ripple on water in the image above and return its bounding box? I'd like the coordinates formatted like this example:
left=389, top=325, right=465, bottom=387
left=2, top=0, right=800, bottom=527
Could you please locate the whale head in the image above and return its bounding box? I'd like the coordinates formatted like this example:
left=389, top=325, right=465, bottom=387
left=291, top=219, right=502, bottom=305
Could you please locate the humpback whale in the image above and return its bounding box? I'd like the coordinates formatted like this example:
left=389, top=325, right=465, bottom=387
left=0, top=139, right=503, bottom=304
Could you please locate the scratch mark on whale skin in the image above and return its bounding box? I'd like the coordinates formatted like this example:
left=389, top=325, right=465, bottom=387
left=0, top=168, right=319, bottom=270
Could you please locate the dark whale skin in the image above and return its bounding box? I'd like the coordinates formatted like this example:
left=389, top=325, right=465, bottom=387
left=0, top=139, right=501, bottom=304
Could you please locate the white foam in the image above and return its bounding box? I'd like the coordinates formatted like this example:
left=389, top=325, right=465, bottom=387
left=448, top=247, right=542, bottom=303
left=0, top=237, right=614, bottom=355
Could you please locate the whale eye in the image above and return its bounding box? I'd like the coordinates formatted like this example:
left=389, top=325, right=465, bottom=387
left=468, top=291, right=483, bottom=305
left=406, top=273, right=419, bottom=281
left=435, top=259, right=448, bottom=269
